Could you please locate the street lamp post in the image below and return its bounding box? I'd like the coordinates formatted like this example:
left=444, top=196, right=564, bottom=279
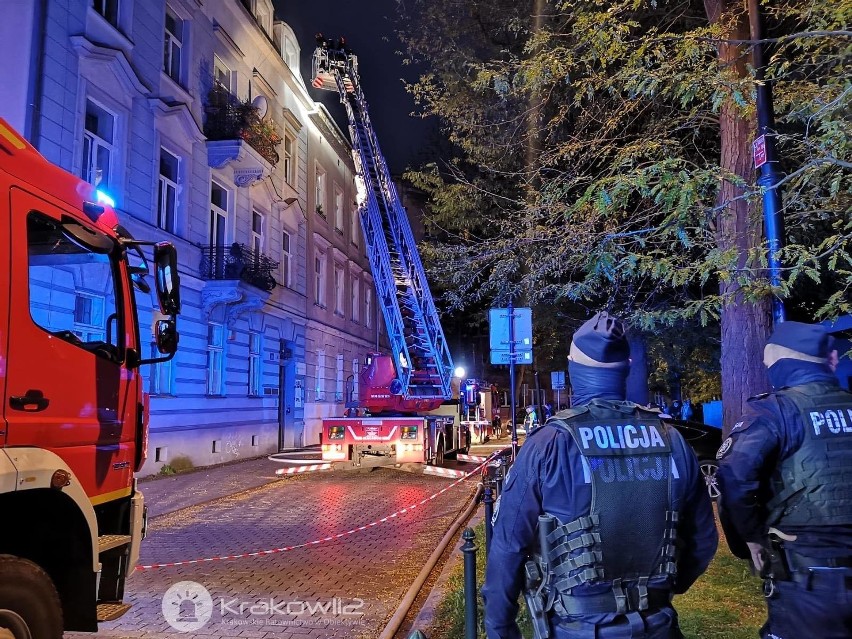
left=748, top=0, right=786, bottom=325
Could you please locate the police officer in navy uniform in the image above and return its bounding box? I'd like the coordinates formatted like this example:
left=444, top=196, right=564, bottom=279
left=482, top=312, right=717, bottom=639
left=717, top=321, right=852, bottom=639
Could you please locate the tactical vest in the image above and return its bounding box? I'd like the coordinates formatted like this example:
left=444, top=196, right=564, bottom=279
left=544, top=406, right=678, bottom=616
left=766, top=385, right=852, bottom=529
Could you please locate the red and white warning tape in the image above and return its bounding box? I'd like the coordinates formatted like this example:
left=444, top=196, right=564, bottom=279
left=457, top=453, right=488, bottom=464
left=422, top=465, right=468, bottom=479
left=135, top=450, right=506, bottom=571
left=275, top=463, right=332, bottom=476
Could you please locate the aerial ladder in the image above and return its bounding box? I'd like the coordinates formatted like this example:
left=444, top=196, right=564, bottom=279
left=312, top=39, right=466, bottom=466
left=312, top=39, right=454, bottom=411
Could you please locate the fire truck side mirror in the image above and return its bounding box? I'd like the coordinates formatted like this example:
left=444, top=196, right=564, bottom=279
left=153, top=243, right=181, bottom=316
left=154, top=319, right=179, bottom=355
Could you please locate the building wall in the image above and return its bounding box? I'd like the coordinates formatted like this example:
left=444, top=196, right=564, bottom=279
left=0, top=0, right=380, bottom=473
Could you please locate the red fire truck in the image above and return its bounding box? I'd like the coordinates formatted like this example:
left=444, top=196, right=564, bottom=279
left=0, top=119, right=180, bottom=637
left=312, top=42, right=468, bottom=468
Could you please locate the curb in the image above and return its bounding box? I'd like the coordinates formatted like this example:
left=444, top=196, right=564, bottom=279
left=406, top=503, right=486, bottom=635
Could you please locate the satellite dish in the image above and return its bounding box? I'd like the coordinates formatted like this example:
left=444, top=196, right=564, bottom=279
left=252, top=95, right=269, bottom=119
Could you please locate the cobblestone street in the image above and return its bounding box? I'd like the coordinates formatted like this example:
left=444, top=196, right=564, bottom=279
left=67, top=461, right=478, bottom=639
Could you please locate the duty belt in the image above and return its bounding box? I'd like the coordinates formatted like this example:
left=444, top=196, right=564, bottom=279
left=787, top=552, right=852, bottom=570
left=555, top=583, right=672, bottom=616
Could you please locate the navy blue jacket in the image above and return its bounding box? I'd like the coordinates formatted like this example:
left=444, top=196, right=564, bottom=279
left=716, top=367, right=852, bottom=558
left=482, top=401, right=718, bottom=639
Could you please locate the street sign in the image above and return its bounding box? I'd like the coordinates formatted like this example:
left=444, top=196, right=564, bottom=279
left=753, top=134, right=767, bottom=168
left=489, top=307, right=533, bottom=364
left=489, top=307, right=532, bottom=349
left=490, top=350, right=533, bottom=365
left=551, top=371, right=566, bottom=390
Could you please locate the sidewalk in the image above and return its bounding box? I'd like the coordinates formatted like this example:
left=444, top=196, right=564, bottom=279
left=140, top=454, right=289, bottom=518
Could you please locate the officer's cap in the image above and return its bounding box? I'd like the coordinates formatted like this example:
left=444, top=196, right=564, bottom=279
left=569, top=312, right=630, bottom=368
left=764, top=321, right=831, bottom=368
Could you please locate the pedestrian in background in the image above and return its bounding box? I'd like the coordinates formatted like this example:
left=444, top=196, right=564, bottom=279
left=717, top=321, right=852, bottom=639
left=482, top=312, right=717, bottom=639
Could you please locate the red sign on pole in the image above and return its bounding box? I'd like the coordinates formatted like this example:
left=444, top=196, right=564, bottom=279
left=753, top=134, right=767, bottom=168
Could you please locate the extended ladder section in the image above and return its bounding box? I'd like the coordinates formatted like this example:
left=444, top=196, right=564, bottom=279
left=312, top=45, right=454, bottom=401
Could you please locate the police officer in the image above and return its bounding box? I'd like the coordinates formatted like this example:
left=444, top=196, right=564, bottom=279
left=482, top=312, right=717, bottom=639
left=716, top=321, right=852, bottom=638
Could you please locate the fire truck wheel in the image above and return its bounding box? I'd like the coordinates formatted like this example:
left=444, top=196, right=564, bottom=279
left=0, top=555, right=63, bottom=639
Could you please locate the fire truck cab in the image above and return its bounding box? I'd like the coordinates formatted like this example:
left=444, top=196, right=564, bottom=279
left=0, top=120, right=180, bottom=637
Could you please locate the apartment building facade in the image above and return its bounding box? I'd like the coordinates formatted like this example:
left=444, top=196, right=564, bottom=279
left=0, top=0, right=381, bottom=473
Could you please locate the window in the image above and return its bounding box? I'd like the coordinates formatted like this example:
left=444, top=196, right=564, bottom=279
left=255, top=1, right=272, bottom=34
left=314, top=252, right=326, bottom=306
left=365, top=287, right=373, bottom=329
left=281, top=231, right=292, bottom=287
left=27, top=212, right=120, bottom=359
left=93, top=0, right=119, bottom=28
left=157, top=148, right=179, bottom=234
left=334, top=187, right=344, bottom=232
left=336, top=354, right=344, bottom=402
left=207, top=323, right=225, bottom=395
left=351, top=275, right=359, bottom=322
left=351, top=206, right=360, bottom=246
left=163, top=8, right=183, bottom=83
left=150, top=342, right=174, bottom=395
left=213, top=55, right=232, bottom=92
left=252, top=211, right=264, bottom=256
left=248, top=332, right=262, bottom=396
left=315, top=167, right=326, bottom=216
left=210, top=181, right=229, bottom=248
left=81, top=99, right=115, bottom=191
left=283, top=134, right=295, bottom=186
left=283, top=37, right=298, bottom=69
left=315, top=349, right=326, bottom=401
left=334, top=265, right=345, bottom=315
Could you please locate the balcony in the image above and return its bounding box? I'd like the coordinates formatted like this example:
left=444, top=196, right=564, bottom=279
left=200, top=243, right=279, bottom=293
left=204, top=86, right=281, bottom=186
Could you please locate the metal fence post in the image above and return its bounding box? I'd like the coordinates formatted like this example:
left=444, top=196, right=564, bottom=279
left=462, top=527, right=478, bottom=639
left=495, top=460, right=505, bottom=496
left=483, top=484, right=494, bottom=559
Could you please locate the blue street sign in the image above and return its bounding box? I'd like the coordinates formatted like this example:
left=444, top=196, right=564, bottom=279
left=489, top=307, right=533, bottom=357
left=551, top=371, right=566, bottom=390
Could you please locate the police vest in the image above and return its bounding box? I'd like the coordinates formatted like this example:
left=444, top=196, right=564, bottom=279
left=766, top=384, right=852, bottom=529
left=543, top=404, right=678, bottom=616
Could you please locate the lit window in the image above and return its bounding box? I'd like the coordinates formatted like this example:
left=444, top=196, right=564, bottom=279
left=315, top=167, right=326, bottom=216
left=157, top=148, right=179, bottom=234
left=365, top=287, right=373, bottom=328
left=252, top=210, right=265, bottom=256
left=164, top=8, right=183, bottom=83
left=213, top=55, right=232, bottom=92
left=315, top=349, right=326, bottom=401
left=314, top=252, right=326, bottom=306
left=209, top=181, right=229, bottom=248
left=351, top=206, right=360, bottom=246
left=73, top=294, right=105, bottom=342
left=207, top=323, right=225, bottom=395
left=93, top=0, right=119, bottom=28
left=81, top=99, right=115, bottom=191
left=334, top=187, right=344, bottom=231
left=150, top=342, right=174, bottom=395
left=248, top=332, right=262, bottom=396
left=334, top=265, right=345, bottom=315
left=352, top=358, right=360, bottom=401
left=336, top=354, right=344, bottom=402
left=351, top=275, right=359, bottom=322
left=281, top=231, right=292, bottom=287
left=283, top=134, right=295, bottom=186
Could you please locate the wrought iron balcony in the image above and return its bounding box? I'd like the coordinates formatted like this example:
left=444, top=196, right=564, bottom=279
left=200, top=243, right=279, bottom=293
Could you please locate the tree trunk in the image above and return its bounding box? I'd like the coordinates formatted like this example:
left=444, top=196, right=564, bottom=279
left=704, top=0, right=772, bottom=436
left=626, top=332, right=650, bottom=406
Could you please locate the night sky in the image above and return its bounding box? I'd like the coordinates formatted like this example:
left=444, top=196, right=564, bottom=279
left=274, top=0, right=435, bottom=174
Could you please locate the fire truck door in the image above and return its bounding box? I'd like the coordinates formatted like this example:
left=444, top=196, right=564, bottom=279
left=0, top=180, right=8, bottom=448
left=4, top=189, right=133, bottom=498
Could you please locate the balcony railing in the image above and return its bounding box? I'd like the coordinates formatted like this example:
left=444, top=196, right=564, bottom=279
left=204, top=86, right=281, bottom=166
left=200, top=243, right=279, bottom=293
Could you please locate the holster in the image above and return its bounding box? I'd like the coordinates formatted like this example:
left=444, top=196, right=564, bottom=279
left=521, top=514, right=557, bottom=639
left=760, top=534, right=791, bottom=598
